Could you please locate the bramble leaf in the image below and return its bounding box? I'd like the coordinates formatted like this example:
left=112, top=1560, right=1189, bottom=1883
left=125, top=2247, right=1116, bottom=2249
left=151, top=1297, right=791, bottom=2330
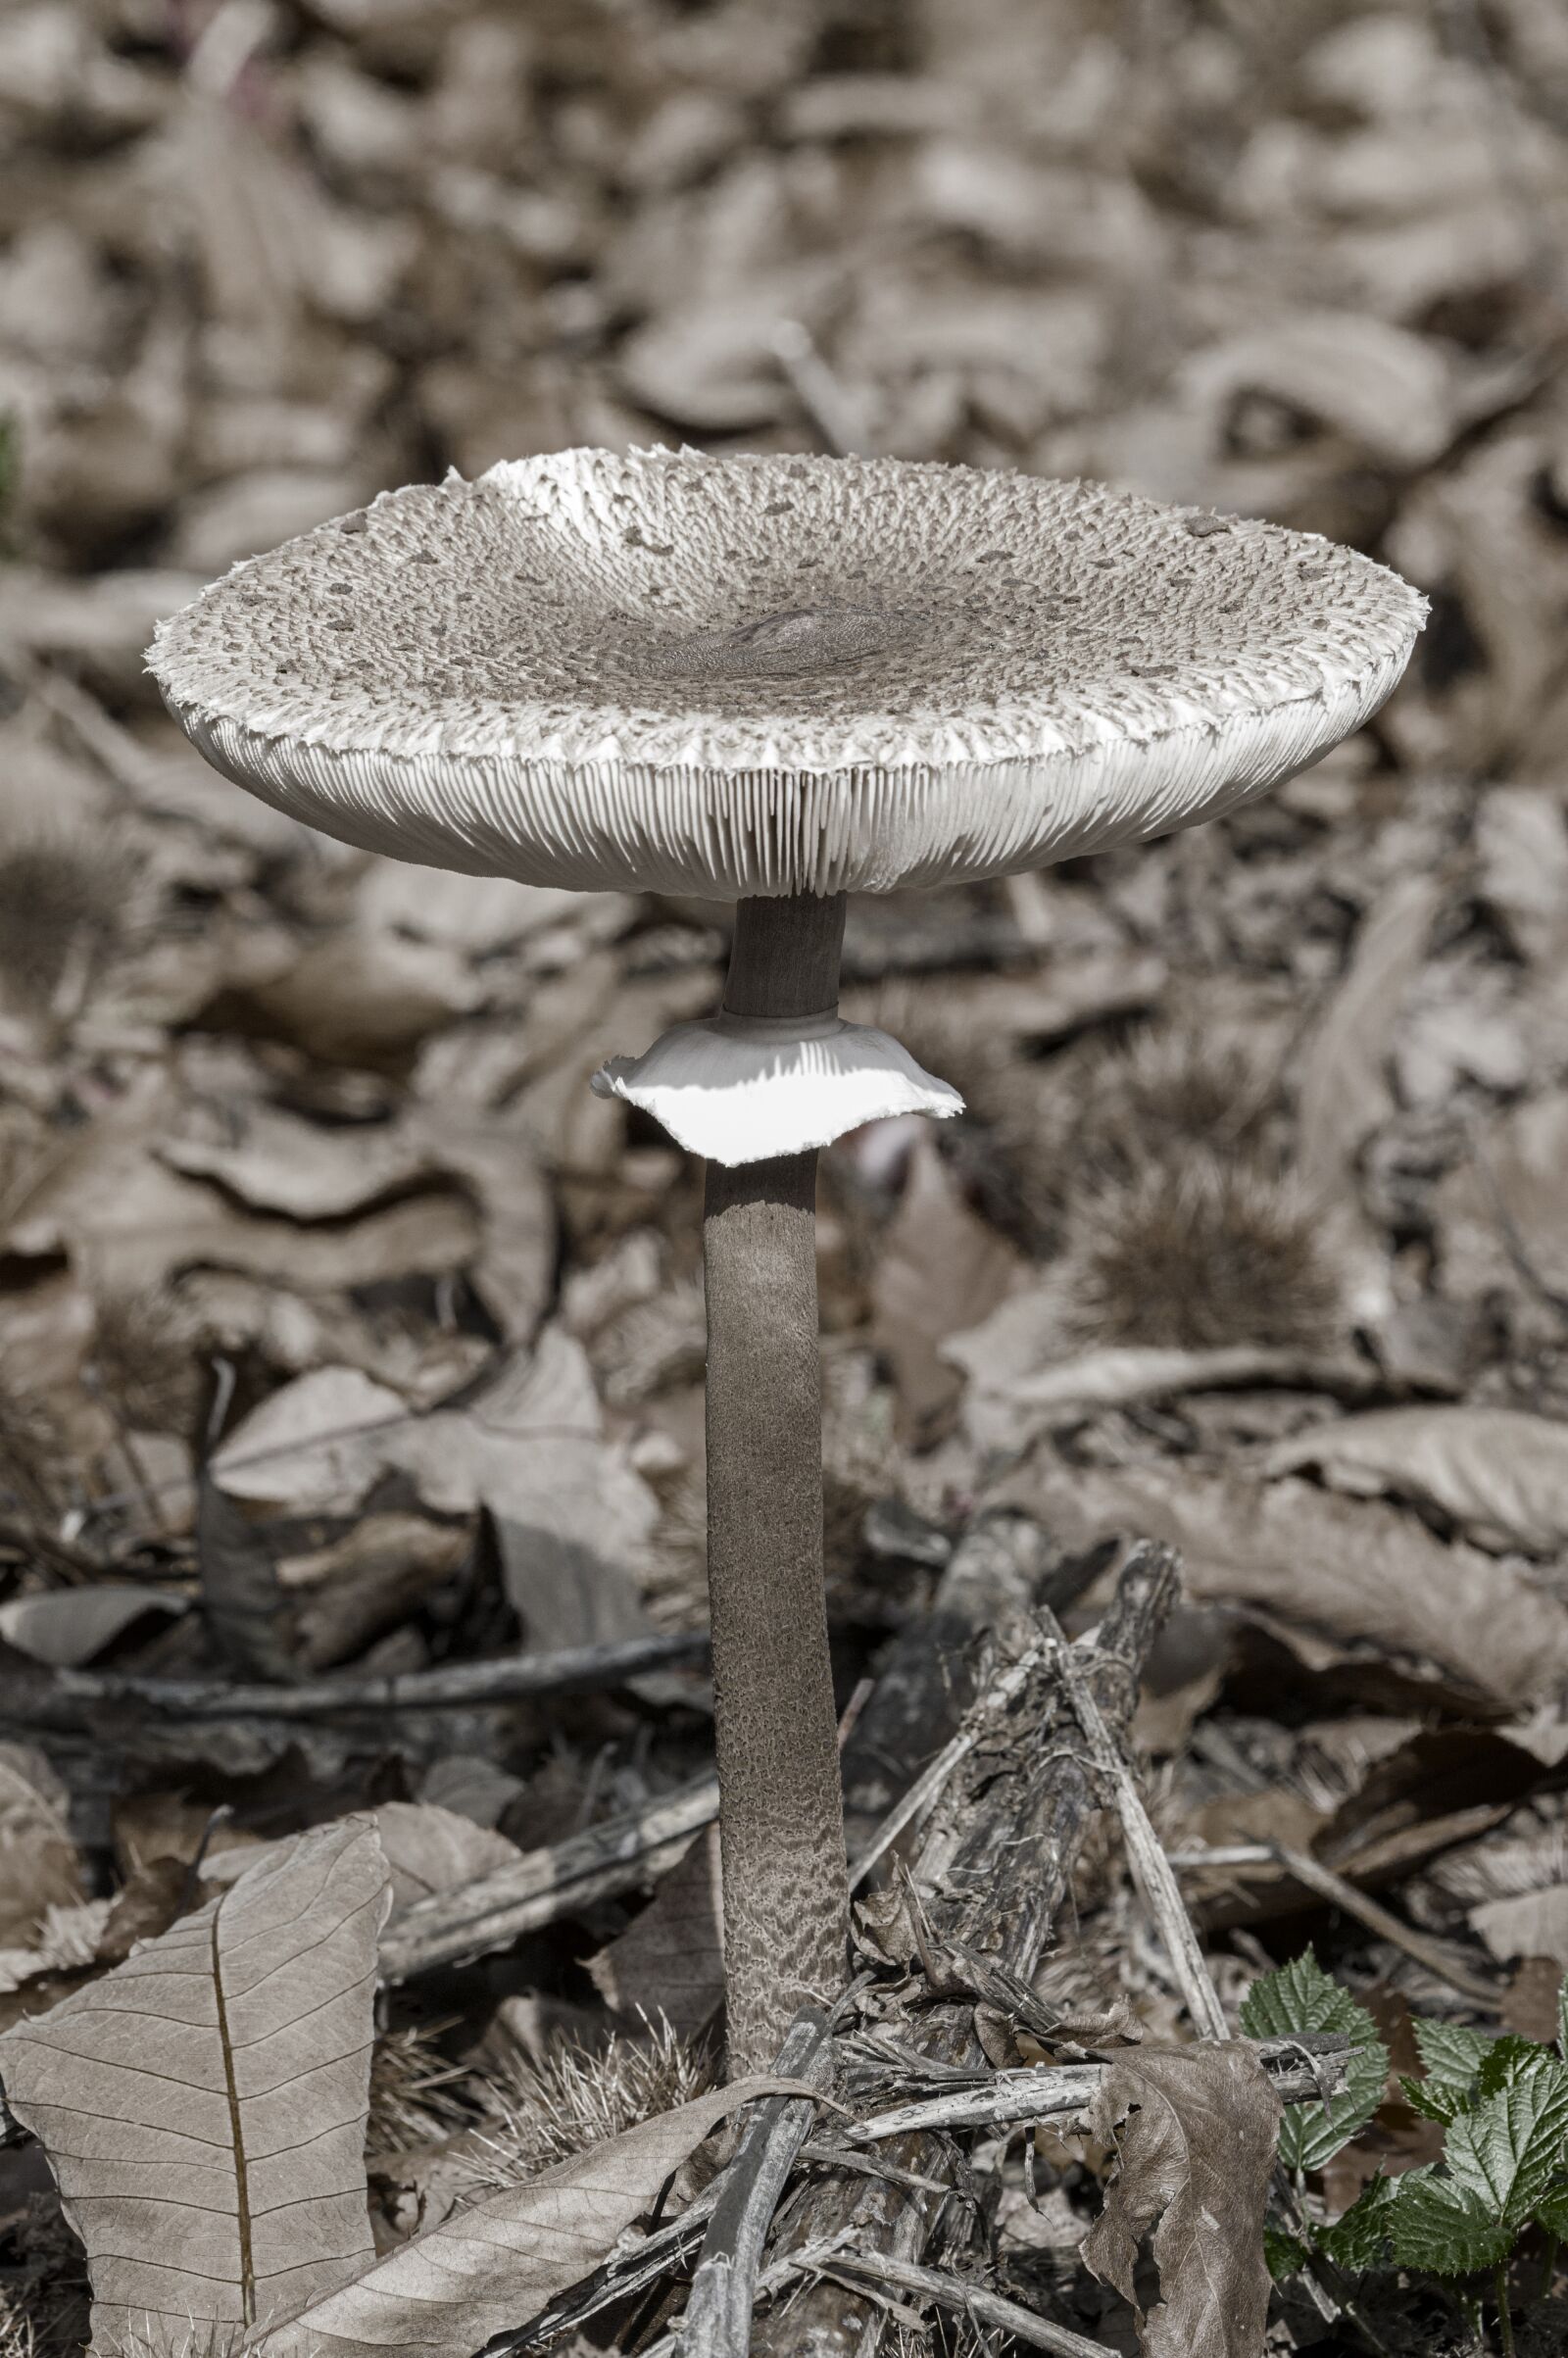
left=1388, top=2167, right=1511, bottom=2277
left=1240, top=1950, right=1387, bottom=2173
left=1315, top=2173, right=1398, bottom=2273
left=1535, top=2181, right=1568, bottom=2241
left=1450, top=2064, right=1568, bottom=2228
left=1263, top=2223, right=1309, bottom=2282
left=1476, top=2036, right=1564, bottom=2100
left=1401, top=2073, right=1471, bottom=2127
left=1410, top=2017, right=1494, bottom=2094
left=1389, top=2065, right=1568, bottom=2279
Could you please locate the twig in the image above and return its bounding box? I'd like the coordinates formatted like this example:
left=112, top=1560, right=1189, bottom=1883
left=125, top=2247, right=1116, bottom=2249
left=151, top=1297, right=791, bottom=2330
left=792, top=2244, right=1113, bottom=2357
left=381, top=1776, right=718, bottom=1980
left=1041, top=1606, right=1342, bottom=2329
left=675, top=2007, right=835, bottom=2357
left=847, top=2035, right=1352, bottom=2142
left=1039, top=1605, right=1228, bottom=2041
left=848, top=1648, right=1041, bottom=1892
left=2, top=1630, right=710, bottom=1731
left=752, top=1544, right=1180, bottom=2357
left=1270, top=1842, right=1504, bottom=2006
left=841, top=1507, right=1054, bottom=1861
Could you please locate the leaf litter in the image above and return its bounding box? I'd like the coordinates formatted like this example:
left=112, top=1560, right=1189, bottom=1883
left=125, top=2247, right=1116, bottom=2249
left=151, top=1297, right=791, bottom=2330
left=3, top=0, right=1568, bottom=2351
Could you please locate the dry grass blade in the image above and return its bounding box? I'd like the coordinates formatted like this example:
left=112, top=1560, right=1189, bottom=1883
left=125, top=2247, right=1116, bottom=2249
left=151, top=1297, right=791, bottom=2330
left=0, top=1819, right=390, bottom=2351
left=1041, top=1608, right=1227, bottom=2041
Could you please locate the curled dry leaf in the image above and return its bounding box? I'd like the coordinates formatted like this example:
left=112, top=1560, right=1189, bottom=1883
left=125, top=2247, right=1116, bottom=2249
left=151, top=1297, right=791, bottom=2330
left=1294, top=871, right=1445, bottom=1204
left=947, top=1285, right=1358, bottom=1452
left=1083, top=2043, right=1281, bottom=2358
left=1265, top=1405, right=1568, bottom=1556
left=0, top=1584, right=186, bottom=1669
left=0, top=1816, right=390, bottom=2351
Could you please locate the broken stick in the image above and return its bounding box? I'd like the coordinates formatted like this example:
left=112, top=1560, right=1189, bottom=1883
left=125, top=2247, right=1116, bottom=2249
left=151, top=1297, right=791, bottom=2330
left=750, top=1541, right=1179, bottom=2358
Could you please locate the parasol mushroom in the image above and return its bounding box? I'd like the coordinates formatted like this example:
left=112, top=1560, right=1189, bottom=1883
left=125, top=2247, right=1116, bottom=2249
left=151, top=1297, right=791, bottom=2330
left=149, top=447, right=1425, bottom=2071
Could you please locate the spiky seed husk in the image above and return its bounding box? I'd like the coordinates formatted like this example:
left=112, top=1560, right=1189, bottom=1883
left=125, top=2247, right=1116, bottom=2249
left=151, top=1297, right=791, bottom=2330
left=1059, top=1154, right=1341, bottom=1352
left=472, top=2014, right=712, bottom=2187
left=0, top=837, right=128, bottom=1014
left=87, top=1291, right=203, bottom=1437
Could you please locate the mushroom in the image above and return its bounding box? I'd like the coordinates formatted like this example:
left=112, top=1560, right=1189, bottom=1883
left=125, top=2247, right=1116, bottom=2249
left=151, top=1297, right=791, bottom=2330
left=148, top=446, right=1425, bottom=2070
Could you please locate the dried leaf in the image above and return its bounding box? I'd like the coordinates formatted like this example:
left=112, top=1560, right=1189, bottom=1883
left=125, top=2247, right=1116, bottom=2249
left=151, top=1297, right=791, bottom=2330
left=197, top=1471, right=296, bottom=1678
left=202, top=1803, right=520, bottom=1921
left=259, top=2074, right=808, bottom=2358
left=0, top=1584, right=185, bottom=1669
left=870, top=1136, right=1024, bottom=1442
left=0, top=1817, right=390, bottom=2349
left=0, top=1744, right=82, bottom=1946
left=1295, top=873, right=1444, bottom=1201
left=1083, top=2043, right=1281, bottom=2358
left=587, top=1823, right=724, bottom=2039
left=1265, top=1406, right=1568, bottom=1556
left=1010, top=1456, right=1568, bottom=1706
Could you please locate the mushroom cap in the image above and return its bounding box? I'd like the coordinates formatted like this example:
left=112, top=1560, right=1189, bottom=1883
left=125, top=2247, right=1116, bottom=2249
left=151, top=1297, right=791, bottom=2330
left=149, top=447, right=1426, bottom=899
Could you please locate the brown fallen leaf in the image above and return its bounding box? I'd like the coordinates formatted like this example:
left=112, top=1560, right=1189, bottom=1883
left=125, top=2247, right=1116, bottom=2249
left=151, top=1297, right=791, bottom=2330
left=870, top=1135, right=1025, bottom=1444
left=1433, top=1085, right=1568, bottom=1311
left=1265, top=1404, right=1568, bottom=1556
left=212, top=1333, right=661, bottom=1599
left=0, top=1744, right=82, bottom=1948
left=258, top=2073, right=813, bottom=2358
left=202, top=1803, right=521, bottom=1922
left=0, top=1584, right=186, bottom=1669
left=0, top=1817, right=390, bottom=2349
left=1008, top=1455, right=1568, bottom=1707
left=587, top=1823, right=725, bottom=2039
left=1294, top=871, right=1445, bottom=1203
left=1083, top=2043, right=1280, bottom=2358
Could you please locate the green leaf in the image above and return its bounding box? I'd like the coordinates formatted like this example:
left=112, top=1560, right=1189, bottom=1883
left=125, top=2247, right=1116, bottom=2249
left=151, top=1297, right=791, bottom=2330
left=1536, top=2181, right=1568, bottom=2241
left=1448, top=2065, right=1568, bottom=2231
left=1390, top=2065, right=1568, bottom=2279
left=1411, top=2017, right=1494, bottom=2093
left=1558, top=1974, right=1568, bottom=2068
left=1315, top=2174, right=1398, bottom=2273
left=1388, top=2167, right=1512, bottom=2277
left=1240, top=1949, right=1388, bottom=2173
left=1400, top=2072, right=1470, bottom=2127
left=1263, top=2222, right=1309, bottom=2282
left=1476, top=2037, right=1564, bottom=2100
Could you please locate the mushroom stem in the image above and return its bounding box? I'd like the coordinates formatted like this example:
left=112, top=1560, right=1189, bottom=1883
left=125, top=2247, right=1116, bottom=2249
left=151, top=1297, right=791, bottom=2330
left=703, top=890, right=852, bottom=2073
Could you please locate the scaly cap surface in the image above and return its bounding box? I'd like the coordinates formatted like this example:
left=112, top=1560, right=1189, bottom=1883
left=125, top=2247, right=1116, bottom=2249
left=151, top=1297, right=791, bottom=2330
left=148, top=446, right=1426, bottom=900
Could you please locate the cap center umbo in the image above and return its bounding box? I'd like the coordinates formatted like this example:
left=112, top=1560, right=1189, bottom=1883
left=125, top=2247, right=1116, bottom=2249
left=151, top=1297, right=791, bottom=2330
left=640, top=603, right=920, bottom=681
